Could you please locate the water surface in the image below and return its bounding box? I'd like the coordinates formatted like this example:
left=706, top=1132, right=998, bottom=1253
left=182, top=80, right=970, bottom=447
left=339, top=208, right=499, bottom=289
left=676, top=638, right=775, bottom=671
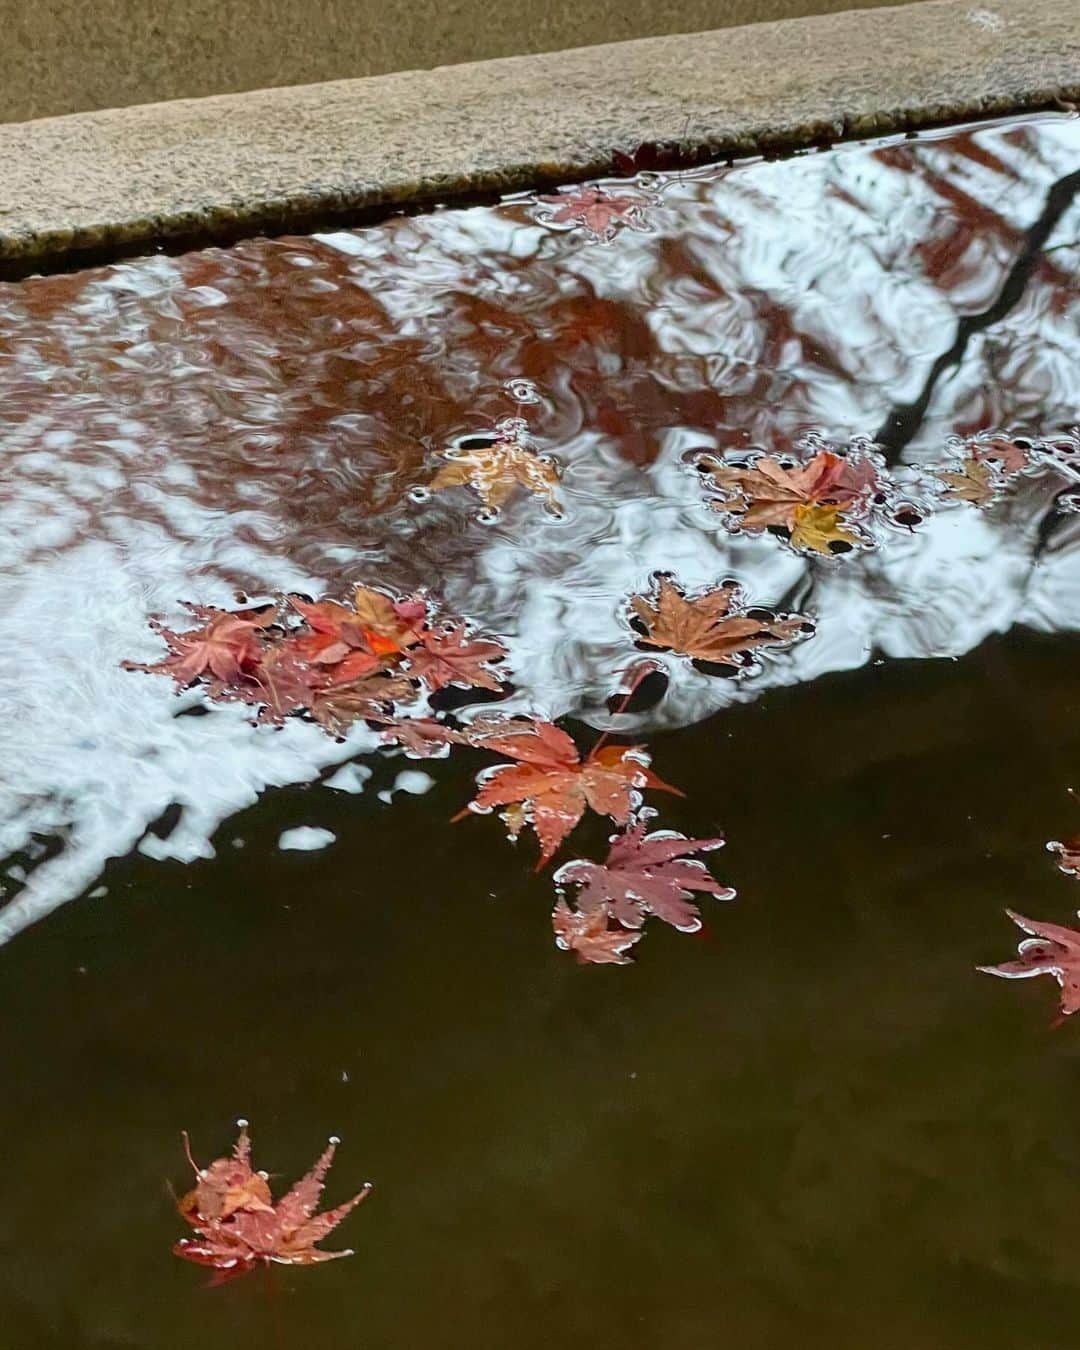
left=2, top=113, right=1080, bottom=1347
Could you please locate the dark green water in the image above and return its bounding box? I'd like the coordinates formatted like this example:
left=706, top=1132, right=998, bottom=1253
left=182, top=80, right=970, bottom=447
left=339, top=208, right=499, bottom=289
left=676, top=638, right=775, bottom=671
left=3, top=629, right=1080, bottom=1348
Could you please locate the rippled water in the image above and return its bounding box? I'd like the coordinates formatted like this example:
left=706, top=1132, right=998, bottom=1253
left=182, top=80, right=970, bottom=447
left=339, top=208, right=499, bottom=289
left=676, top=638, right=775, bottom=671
left=2, top=113, right=1080, bottom=1346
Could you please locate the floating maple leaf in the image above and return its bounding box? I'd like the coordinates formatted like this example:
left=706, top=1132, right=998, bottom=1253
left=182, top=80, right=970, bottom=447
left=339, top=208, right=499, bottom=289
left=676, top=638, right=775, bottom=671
left=556, top=814, right=734, bottom=935
left=699, top=447, right=875, bottom=529
left=697, top=438, right=886, bottom=554
left=175, top=1121, right=371, bottom=1282
left=936, top=457, right=996, bottom=506
left=934, top=431, right=1044, bottom=508
left=629, top=574, right=811, bottom=670
left=535, top=185, right=652, bottom=242
left=404, top=623, right=507, bottom=693
left=287, top=595, right=408, bottom=687
left=978, top=910, right=1080, bottom=1017
left=455, top=718, right=681, bottom=868
left=789, top=502, right=863, bottom=554
left=429, top=421, right=561, bottom=513
left=551, top=899, right=643, bottom=965
left=123, top=603, right=275, bottom=687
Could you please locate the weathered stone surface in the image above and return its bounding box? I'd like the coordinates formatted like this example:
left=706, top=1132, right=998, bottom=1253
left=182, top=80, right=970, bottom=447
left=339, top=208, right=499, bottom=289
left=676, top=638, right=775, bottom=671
left=5, top=0, right=913, bottom=124
left=1, top=0, right=1077, bottom=267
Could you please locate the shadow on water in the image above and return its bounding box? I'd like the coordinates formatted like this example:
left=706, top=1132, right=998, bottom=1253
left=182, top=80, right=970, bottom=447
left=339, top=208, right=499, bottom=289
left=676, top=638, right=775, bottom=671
left=2, top=113, right=1080, bottom=1346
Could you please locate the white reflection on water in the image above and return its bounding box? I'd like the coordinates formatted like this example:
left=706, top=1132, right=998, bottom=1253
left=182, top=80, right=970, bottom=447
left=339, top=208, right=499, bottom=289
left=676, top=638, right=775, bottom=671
left=1, top=115, right=1079, bottom=940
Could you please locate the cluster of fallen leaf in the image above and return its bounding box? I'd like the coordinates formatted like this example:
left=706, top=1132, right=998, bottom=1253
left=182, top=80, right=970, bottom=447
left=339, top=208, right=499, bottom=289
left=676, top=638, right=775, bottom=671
left=128, top=568, right=819, bottom=966
left=694, top=428, right=1080, bottom=556
left=123, top=586, right=508, bottom=739
left=138, top=425, right=1080, bottom=1281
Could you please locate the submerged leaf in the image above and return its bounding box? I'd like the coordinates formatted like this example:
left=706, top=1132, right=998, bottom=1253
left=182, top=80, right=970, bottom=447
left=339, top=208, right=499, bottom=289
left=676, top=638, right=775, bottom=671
left=309, top=672, right=418, bottom=735
left=429, top=432, right=561, bottom=513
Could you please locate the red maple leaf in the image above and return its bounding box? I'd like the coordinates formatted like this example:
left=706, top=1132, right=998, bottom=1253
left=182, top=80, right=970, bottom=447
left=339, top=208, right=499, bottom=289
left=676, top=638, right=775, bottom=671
left=287, top=599, right=392, bottom=685
left=978, top=909, right=1080, bottom=1017
left=288, top=588, right=427, bottom=686
left=123, top=603, right=275, bottom=686
left=455, top=718, right=681, bottom=868
left=551, top=900, right=643, bottom=965
left=967, top=432, right=1033, bottom=477
left=555, top=815, right=734, bottom=933
left=611, top=142, right=682, bottom=176
left=217, top=644, right=327, bottom=724
left=404, top=623, right=507, bottom=693
left=175, top=1121, right=372, bottom=1283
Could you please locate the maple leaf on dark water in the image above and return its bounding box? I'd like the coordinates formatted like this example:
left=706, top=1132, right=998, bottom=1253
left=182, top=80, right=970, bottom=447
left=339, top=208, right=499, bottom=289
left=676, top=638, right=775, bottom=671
left=555, top=814, right=734, bottom=933
left=404, top=623, right=507, bottom=693
left=123, top=603, right=275, bottom=687
left=978, top=910, right=1080, bottom=1017
left=455, top=717, right=681, bottom=868
left=551, top=899, right=643, bottom=965
left=175, top=1121, right=371, bottom=1283
left=630, top=575, right=812, bottom=669
left=536, top=186, right=652, bottom=242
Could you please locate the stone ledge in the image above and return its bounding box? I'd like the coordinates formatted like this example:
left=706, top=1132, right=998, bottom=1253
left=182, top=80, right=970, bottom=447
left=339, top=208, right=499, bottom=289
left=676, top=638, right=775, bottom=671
left=1, top=0, right=1078, bottom=269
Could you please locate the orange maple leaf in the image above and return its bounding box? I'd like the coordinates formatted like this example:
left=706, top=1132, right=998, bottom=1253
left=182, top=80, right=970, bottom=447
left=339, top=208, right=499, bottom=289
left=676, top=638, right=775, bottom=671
left=629, top=574, right=811, bottom=667
left=455, top=718, right=681, bottom=868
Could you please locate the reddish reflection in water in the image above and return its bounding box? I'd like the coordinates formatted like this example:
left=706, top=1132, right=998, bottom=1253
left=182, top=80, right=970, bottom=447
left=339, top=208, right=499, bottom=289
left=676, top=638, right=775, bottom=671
left=2, top=113, right=1080, bottom=937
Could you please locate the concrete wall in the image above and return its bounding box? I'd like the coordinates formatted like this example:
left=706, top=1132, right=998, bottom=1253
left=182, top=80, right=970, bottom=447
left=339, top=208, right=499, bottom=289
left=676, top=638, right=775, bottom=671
left=3, top=0, right=911, bottom=123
